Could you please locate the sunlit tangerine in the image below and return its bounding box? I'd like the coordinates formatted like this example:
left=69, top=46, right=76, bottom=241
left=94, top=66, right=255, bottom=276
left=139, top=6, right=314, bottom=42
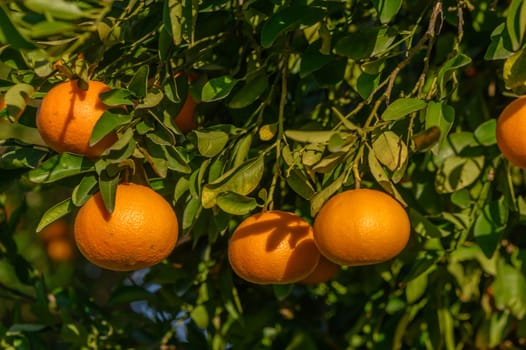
left=228, top=210, right=320, bottom=285
left=74, top=183, right=179, bottom=271
left=496, top=96, right=526, bottom=169
left=299, top=255, right=340, bottom=284
left=173, top=73, right=198, bottom=133
left=314, top=189, right=410, bottom=266
left=36, top=80, right=117, bottom=158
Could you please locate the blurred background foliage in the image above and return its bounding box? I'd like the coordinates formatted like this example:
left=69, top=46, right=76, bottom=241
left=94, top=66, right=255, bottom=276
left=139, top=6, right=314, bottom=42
left=2, top=0, right=526, bottom=349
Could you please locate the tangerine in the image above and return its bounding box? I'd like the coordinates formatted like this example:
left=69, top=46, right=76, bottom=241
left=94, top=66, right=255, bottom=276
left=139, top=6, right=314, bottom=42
left=228, top=210, right=320, bottom=285
left=496, top=96, right=526, bottom=169
left=47, top=238, right=75, bottom=262
left=299, top=255, right=340, bottom=284
left=74, top=183, right=179, bottom=271
left=173, top=94, right=197, bottom=133
left=40, top=219, right=70, bottom=242
left=36, top=80, right=117, bottom=158
left=314, top=188, right=410, bottom=266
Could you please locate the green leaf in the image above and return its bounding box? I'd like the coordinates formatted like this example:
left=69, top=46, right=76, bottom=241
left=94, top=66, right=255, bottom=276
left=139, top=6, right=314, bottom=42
left=372, top=131, right=408, bottom=172
left=503, top=47, right=526, bottom=94
left=381, top=98, right=427, bottom=121
left=24, top=0, right=87, bottom=20
left=8, top=323, right=47, bottom=333
left=300, top=40, right=333, bottom=78
left=191, top=305, right=209, bottom=329
left=367, top=150, right=407, bottom=205
left=28, top=21, right=75, bottom=38
left=474, top=198, right=508, bottom=258
left=405, top=272, right=428, bottom=304
left=201, top=76, right=237, bottom=102
left=286, top=168, right=315, bottom=200
left=371, top=0, right=403, bottom=24
left=193, top=130, right=229, bottom=158
left=474, top=119, right=497, bottom=146
left=0, top=146, right=47, bottom=169
left=493, top=259, right=526, bottom=318
left=505, top=0, right=525, bottom=51
left=484, top=23, right=514, bottom=60
left=285, top=130, right=337, bottom=144
left=182, top=196, right=201, bottom=230
left=128, top=65, right=149, bottom=98
left=90, top=111, right=132, bottom=146
left=141, top=140, right=168, bottom=178
left=260, top=6, right=325, bottom=48
left=4, top=83, right=34, bottom=121
left=273, top=284, right=294, bottom=300
left=0, top=5, right=36, bottom=50
left=425, top=101, right=455, bottom=154
left=28, top=153, right=95, bottom=184
left=98, top=170, right=120, bottom=214
left=216, top=192, right=258, bottom=216
left=72, top=175, right=98, bottom=207
left=310, top=173, right=345, bottom=217
left=36, top=198, right=75, bottom=232
left=435, top=155, right=485, bottom=193
left=99, top=88, right=135, bottom=106
left=231, top=133, right=253, bottom=168
left=438, top=54, right=472, bottom=99
left=334, top=27, right=397, bottom=60
left=228, top=75, right=268, bottom=109
left=202, top=156, right=264, bottom=209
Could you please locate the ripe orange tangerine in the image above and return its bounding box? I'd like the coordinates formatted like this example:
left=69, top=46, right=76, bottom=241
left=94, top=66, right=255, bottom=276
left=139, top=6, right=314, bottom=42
left=36, top=80, right=117, bottom=158
left=228, top=210, right=320, bottom=285
left=74, top=183, right=179, bottom=271
left=299, top=255, right=340, bottom=284
left=496, top=96, right=526, bottom=169
left=314, top=188, right=410, bottom=266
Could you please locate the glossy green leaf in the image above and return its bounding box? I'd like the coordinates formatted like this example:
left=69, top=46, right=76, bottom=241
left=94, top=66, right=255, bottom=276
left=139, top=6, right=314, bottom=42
left=28, top=153, right=95, bottom=184
left=310, top=173, right=345, bottom=217
left=286, top=168, right=315, bottom=200
left=0, top=5, right=36, bottom=49
left=90, top=111, right=132, bottom=146
left=474, top=198, right=508, bottom=258
left=228, top=75, right=268, bottom=109
left=503, top=47, right=526, bottom=94
left=24, top=0, right=87, bottom=20
left=300, top=40, right=333, bottom=78
left=381, top=98, right=427, bottom=121
left=201, top=76, right=237, bottom=102
left=484, top=23, right=514, bottom=60
left=371, top=0, right=403, bottom=24
left=202, top=156, right=264, bottom=209
left=425, top=101, right=455, bottom=154
left=493, top=259, right=526, bottom=318
left=0, top=146, right=47, bottom=169
left=36, top=198, right=75, bottom=232
left=28, top=21, right=75, bottom=38
left=232, top=133, right=253, bottom=168
left=216, top=192, right=258, bottom=216
left=368, top=150, right=407, bottom=205
left=334, top=27, right=397, bottom=60
left=108, top=286, right=154, bottom=305
left=438, top=54, right=472, bottom=99
left=98, top=169, right=120, bottom=214
left=191, top=305, right=209, bottom=329
left=372, top=131, right=408, bottom=172
left=505, top=0, right=525, bottom=51
left=4, top=83, right=34, bottom=121
left=99, top=88, right=135, bottom=106
left=474, top=119, right=497, bottom=146
left=193, top=130, right=229, bottom=158
left=182, top=196, right=201, bottom=230
left=260, top=6, right=325, bottom=48
left=128, top=65, right=149, bottom=98
left=435, top=155, right=484, bottom=193
left=72, top=174, right=98, bottom=207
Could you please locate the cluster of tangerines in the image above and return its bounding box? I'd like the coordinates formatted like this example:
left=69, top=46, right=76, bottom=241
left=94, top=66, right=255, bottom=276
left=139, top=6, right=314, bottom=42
left=30, top=78, right=414, bottom=283
left=39, top=219, right=76, bottom=263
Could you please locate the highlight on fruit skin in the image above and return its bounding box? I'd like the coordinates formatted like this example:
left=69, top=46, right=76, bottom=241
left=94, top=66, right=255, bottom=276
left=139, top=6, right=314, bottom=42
left=313, top=188, right=411, bottom=266
left=74, top=183, right=179, bottom=271
left=36, top=79, right=117, bottom=158
left=228, top=210, right=320, bottom=285
left=496, top=96, right=526, bottom=169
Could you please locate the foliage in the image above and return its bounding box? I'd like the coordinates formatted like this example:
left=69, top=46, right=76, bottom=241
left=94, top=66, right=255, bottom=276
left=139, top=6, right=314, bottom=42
left=1, top=0, right=526, bottom=348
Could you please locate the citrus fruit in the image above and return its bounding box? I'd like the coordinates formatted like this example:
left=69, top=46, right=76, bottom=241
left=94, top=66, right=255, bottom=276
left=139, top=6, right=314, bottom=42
left=313, top=188, right=410, bottom=266
left=173, top=94, right=197, bottom=133
left=74, top=183, right=179, bottom=271
left=47, top=238, right=75, bottom=262
left=228, top=210, right=320, bottom=285
left=36, top=79, right=117, bottom=158
left=40, top=219, right=69, bottom=242
left=299, top=255, right=340, bottom=284
left=496, top=96, right=526, bottom=169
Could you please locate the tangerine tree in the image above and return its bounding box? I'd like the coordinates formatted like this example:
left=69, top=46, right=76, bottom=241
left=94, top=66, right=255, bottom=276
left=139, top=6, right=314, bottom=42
left=1, top=0, right=526, bottom=349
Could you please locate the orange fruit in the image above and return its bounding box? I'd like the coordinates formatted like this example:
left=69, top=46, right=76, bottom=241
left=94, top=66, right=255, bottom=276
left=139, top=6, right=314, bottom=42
left=314, top=188, right=410, bottom=266
left=228, top=210, right=320, bottom=284
left=46, top=238, right=75, bottom=262
left=299, top=255, right=340, bottom=284
left=173, top=94, right=197, bottom=133
left=74, top=183, right=179, bottom=271
left=496, top=96, right=526, bottom=169
left=40, top=219, right=70, bottom=242
left=36, top=80, right=117, bottom=158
